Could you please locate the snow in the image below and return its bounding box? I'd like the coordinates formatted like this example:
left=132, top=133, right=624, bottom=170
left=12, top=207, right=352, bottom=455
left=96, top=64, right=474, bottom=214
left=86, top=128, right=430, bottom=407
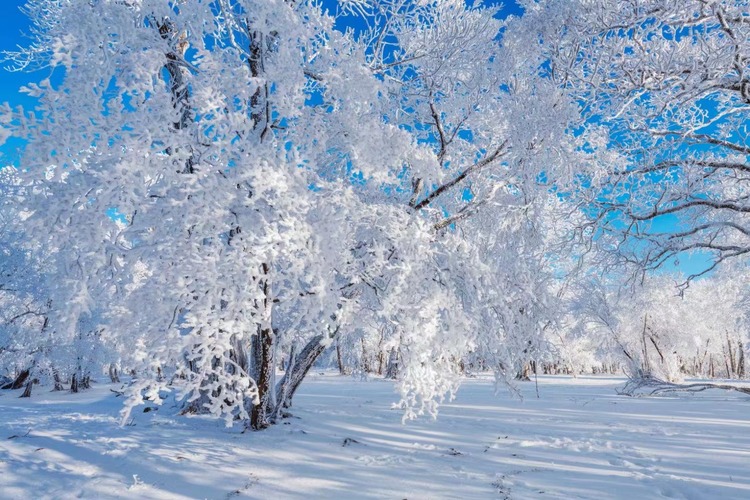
left=1, top=374, right=749, bottom=499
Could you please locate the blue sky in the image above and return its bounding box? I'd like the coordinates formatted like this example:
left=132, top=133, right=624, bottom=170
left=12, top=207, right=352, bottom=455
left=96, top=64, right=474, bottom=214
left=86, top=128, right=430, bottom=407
left=0, top=0, right=39, bottom=165
left=0, top=1, right=36, bottom=106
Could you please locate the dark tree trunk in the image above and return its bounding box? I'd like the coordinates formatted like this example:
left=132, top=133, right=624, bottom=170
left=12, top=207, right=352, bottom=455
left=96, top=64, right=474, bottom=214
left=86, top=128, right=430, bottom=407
left=336, top=341, right=346, bottom=375
left=108, top=364, right=121, bottom=384
left=250, top=325, right=275, bottom=430
left=20, top=379, right=33, bottom=398
left=249, top=263, right=275, bottom=431
left=738, top=341, right=746, bottom=379
left=71, top=368, right=90, bottom=393
left=2, top=369, right=30, bottom=390
left=53, top=369, right=65, bottom=391
left=726, top=333, right=736, bottom=377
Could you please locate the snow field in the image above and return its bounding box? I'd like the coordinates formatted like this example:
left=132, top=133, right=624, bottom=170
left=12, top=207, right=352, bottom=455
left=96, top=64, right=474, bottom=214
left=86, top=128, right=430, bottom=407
left=1, top=374, right=749, bottom=499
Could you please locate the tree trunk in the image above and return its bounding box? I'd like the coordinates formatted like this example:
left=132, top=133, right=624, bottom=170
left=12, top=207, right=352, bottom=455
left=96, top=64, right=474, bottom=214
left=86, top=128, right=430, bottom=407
left=229, top=334, right=249, bottom=375
left=249, top=263, right=275, bottom=431
left=361, top=338, right=371, bottom=373
left=275, top=334, right=328, bottom=415
left=53, top=369, right=65, bottom=391
left=641, top=315, right=651, bottom=374
left=726, top=332, right=736, bottom=377
left=515, top=363, right=531, bottom=381
left=738, top=341, right=746, bottom=379
left=250, top=325, right=274, bottom=430
left=336, top=341, right=346, bottom=375
left=20, top=379, right=33, bottom=398
left=157, top=17, right=195, bottom=173
left=2, top=369, right=30, bottom=390
left=108, top=364, right=120, bottom=384
left=384, top=347, right=399, bottom=379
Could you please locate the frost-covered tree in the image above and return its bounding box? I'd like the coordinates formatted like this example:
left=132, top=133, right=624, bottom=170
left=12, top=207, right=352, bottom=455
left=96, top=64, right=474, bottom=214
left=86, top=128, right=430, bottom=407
left=569, top=270, right=749, bottom=382
left=0, top=164, right=114, bottom=396
left=0, top=166, right=45, bottom=395
left=1, top=0, right=585, bottom=427
left=542, top=0, right=750, bottom=282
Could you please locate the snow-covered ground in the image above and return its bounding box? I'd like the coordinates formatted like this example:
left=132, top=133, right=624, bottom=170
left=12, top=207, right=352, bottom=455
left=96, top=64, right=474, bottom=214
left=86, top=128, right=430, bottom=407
left=1, top=374, right=749, bottom=499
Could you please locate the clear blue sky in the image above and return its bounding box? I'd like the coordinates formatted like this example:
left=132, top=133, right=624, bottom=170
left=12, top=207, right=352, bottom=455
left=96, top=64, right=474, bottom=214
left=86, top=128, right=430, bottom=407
left=0, top=1, right=37, bottom=107
left=0, top=0, right=39, bottom=165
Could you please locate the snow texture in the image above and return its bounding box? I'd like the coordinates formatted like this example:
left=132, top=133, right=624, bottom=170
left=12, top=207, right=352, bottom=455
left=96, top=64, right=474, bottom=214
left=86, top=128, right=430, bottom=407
left=1, top=374, right=749, bottom=499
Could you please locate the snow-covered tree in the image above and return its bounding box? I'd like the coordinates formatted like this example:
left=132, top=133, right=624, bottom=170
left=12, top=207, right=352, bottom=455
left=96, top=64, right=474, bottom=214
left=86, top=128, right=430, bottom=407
left=568, top=270, right=749, bottom=382
left=542, top=0, right=750, bottom=282
left=1, top=0, right=586, bottom=427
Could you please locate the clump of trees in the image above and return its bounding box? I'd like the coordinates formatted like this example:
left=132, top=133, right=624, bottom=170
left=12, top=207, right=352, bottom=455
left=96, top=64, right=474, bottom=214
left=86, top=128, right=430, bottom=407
left=0, top=0, right=587, bottom=428
left=563, top=269, right=749, bottom=382
left=0, top=0, right=748, bottom=429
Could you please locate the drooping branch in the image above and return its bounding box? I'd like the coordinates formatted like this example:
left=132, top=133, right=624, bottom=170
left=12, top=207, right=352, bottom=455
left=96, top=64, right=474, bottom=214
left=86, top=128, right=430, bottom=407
left=618, top=374, right=750, bottom=397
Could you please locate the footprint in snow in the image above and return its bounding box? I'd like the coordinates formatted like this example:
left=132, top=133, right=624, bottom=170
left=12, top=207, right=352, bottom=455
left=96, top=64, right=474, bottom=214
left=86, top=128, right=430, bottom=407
left=356, top=454, right=414, bottom=466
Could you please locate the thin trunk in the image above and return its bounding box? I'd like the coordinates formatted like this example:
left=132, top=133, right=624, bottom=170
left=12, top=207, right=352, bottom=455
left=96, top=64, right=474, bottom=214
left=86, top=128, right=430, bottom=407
left=648, top=334, right=665, bottom=365
left=249, top=28, right=271, bottom=139
left=53, top=369, right=64, bottom=391
left=726, top=332, right=736, bottom=377
left=157, top=18, right=195, bottom=173
left=108, top=364, right=120, bottom=384
left=20, top=379, right=33, bottom=398
left=701, top=339, right=711, bottom=377
left=738, top=341, right=746, bottom=378
left=641, top=315, right=651, bottom=375
left=361, top=338, right=371, bottom=373
left=723, top=345, right=732, bottom=379
left=274, top=333, right=329, bottom=414
left=384, top=347, right=399, bottom=379
left=336, top=341, right=346, bottom=375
